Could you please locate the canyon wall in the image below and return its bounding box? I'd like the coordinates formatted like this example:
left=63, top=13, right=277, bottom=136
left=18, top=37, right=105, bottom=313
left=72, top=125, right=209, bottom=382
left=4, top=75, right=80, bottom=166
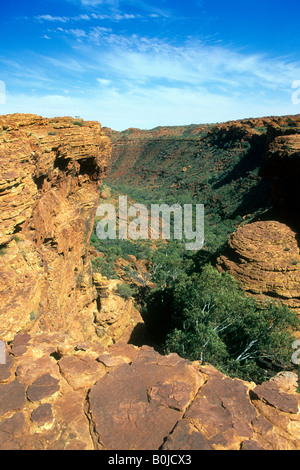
left=217, top=119, right=300, bottom=316
left=0, top=114, right=111, bottom=342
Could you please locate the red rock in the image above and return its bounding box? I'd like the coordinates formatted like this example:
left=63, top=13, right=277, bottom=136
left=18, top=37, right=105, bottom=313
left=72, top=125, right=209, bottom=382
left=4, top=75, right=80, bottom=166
left=31, top=403, right=53, bottom=426
left=0, top=114, right=111, bottom=343
left=10, top=333, right=31, bottom=357
left=0, top=354, right=14, bottom=382
left=0, top=411, right=25, bottom=449
left=253, top=382, right=299, bottom=414
left=58, top=355, right=106, bottom=391
left=241, top=440, right=265, bottom=450
left=162, top=419, right=213, bottom=450
left=89, top=350, right=203, bottom=450
left=217, top=220, right=300, bottom=314
left=185, top=375, right=257, bottom=445
left=0, top=380, right=26, bottom=415
left=27, top=374, right=60, bottom=402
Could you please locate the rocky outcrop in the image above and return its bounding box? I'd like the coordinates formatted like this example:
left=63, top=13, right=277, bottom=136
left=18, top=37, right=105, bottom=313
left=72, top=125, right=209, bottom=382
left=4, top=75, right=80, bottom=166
left=217, top=221, right=300, bottom=315
left=216, top=115, right=300, bottom=314
left=93, top=279, right=147, bottom=347
left=0, top=113, right=111, bottom=341
left=260, top=132, right=300, bottom=229
left=0, top=334, right=299, bottom=450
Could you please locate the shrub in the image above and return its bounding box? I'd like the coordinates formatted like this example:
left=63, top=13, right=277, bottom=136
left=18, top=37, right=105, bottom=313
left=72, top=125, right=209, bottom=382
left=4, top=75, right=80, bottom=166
left=115, top=283, right=134, bottom=300
left=163, top=265, right=300, bottom=383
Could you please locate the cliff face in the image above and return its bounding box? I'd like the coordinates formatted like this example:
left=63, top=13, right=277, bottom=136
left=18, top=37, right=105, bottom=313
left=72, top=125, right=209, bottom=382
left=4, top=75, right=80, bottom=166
left=217, top=118, right=300, bottom=314
left=260, top=132, right=300, bottom=230
left=104, top=115, right=299, bottom=203
left=0, top=114, right=111, bottom=341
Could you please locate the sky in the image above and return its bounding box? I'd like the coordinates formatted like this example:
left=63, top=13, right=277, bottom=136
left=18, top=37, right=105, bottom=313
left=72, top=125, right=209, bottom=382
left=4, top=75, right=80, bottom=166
left=1, top=0, right=300, bottom=130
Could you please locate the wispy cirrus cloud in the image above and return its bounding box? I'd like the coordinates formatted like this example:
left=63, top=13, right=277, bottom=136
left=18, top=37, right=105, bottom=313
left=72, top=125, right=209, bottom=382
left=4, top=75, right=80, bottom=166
left=34, top=13, right=91, bottom=23
left=35, top=15, right=70, bottom=23
left=3, top=4, right=300, bottom=130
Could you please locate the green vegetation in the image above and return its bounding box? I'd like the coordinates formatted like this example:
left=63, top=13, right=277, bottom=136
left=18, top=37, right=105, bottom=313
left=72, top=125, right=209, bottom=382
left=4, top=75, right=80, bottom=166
left=90, top=125, right=299, bottom=384
left=0, top=246, right=8, bottom=256
left=115, top=282, right=134, bottom=300
left=163, top=265, right=299, bottom=383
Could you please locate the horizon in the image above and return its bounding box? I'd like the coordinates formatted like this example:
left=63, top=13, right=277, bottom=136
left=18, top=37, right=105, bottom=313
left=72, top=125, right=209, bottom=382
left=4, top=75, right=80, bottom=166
left=1, top=0, right=300, bottom=131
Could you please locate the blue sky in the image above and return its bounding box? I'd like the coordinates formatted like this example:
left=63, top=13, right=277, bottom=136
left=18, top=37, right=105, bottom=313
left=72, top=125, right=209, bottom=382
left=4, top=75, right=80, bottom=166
left=1, top=0, right=300, bottom=130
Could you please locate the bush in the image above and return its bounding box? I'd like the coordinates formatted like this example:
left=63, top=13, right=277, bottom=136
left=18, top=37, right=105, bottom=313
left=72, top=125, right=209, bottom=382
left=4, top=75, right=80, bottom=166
left=163, top=265, right=300, bottom=383
left=115, top=283, right=134, bottom=300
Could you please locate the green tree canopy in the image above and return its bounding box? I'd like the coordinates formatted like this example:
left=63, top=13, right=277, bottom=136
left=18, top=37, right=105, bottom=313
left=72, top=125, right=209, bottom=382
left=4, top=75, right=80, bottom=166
left=164, top=265, right=300, bottom=383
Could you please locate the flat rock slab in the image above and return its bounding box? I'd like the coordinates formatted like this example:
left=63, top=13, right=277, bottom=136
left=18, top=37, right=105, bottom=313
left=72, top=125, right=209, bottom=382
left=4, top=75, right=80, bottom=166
left=253, top=382, right=299, bottom=414
left=89, top=348, right=203, bottom=450
left=27, top=374, right=60, bottom=402
left=0, top=380, right=26, bottom=415
left=31, top=403, right=54, bottom=427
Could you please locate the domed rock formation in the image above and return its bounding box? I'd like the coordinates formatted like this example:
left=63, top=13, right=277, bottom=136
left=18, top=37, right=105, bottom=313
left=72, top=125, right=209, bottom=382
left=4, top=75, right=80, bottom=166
left=217, top=220, right=300, bottom=315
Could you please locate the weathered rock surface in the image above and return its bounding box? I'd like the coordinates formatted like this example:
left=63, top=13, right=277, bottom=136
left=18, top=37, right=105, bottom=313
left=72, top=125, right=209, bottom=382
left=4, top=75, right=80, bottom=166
left=94, top=279, right=147, bottom=347
left=0, top=114, right=111, bottom=341
left=0, top=335, right=299, bottom=450
left=217, top=220, right=300, bottom=315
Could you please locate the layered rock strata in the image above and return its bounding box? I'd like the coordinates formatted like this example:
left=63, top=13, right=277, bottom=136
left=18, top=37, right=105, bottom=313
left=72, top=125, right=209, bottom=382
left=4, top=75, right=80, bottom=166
left=217, top=221, right=300, bottom=315
left=0, top=114, right=111, bottom=341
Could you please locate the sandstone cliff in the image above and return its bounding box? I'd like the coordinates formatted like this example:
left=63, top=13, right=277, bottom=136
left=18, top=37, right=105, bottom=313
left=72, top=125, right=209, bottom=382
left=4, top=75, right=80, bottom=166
left=0, top=114, right=111, bottom=342
left=104, top=114, right=300, bottom=316
left=217, top=221, right=300, bottom=315
left=217, top=117, right=300, bottom=315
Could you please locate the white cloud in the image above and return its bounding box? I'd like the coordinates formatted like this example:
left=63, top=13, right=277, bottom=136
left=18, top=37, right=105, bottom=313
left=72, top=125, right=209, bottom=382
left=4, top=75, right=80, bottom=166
left=68, top=28, right=88, bottom=39
left=97, top=78, right=112, bottom=86
left=73, top=32, right=300, bottom=95
left=3, top=24, right=300, bottom=130
left=35, top=15, right=70, bottom=23
left=3, top=78, right=299, bottom=132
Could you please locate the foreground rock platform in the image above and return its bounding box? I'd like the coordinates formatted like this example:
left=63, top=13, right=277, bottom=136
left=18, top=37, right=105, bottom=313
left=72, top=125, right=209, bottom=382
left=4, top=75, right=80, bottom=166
left=0, top=333, right=299, bottom=450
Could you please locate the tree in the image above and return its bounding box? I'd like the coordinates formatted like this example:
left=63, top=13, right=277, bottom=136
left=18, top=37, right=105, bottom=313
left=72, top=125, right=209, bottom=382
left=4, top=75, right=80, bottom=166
left=164, top=265, right=300, bottom=383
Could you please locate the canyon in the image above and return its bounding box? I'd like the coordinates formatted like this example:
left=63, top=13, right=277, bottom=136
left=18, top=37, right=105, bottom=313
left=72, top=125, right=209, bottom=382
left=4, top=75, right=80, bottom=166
left=0, top=113, right=299, bottom=450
